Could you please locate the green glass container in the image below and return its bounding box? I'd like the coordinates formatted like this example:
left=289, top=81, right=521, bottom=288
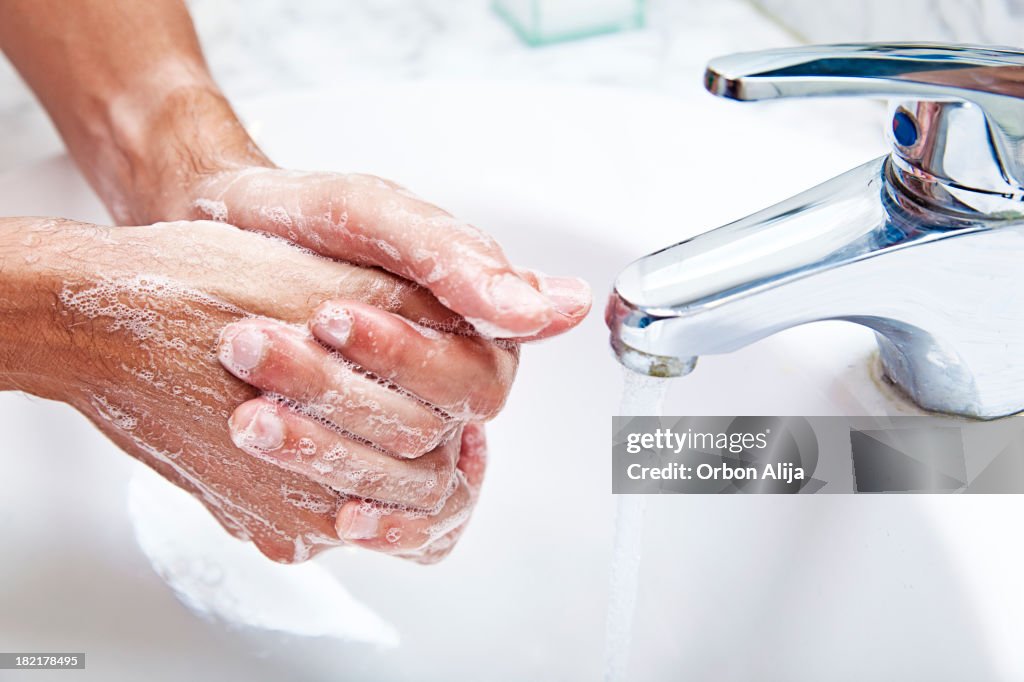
left=494, top=0, right=646, bottom=46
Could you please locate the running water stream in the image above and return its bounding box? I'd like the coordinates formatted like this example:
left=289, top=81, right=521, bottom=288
left=605, top=370, right=674, bottom=681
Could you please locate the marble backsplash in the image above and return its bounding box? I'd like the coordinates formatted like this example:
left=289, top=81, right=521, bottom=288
left=0, top=0, right=800, bottom=173
left=754, top=0, right=1024, bottom=46
left=3, top=0, right=1003, bottom=176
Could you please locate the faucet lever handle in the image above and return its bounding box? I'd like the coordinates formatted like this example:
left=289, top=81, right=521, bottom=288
left=705, top=43, right=1024, bottom=205
left=705, top=43, right=1024, bottom=107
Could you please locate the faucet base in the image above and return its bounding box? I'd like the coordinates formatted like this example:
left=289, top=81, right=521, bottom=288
left=875, top=335, right=1019, bottom=421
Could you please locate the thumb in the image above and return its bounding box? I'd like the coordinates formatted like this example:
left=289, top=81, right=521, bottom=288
left=511, top=269, right=592, bottom=342
left=207, top=171, right=592, bottom=338
left=330, top=176, right=589, bottom=338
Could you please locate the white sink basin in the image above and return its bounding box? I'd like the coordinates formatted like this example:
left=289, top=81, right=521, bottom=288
left=1, top=82, right=1021, bottom=681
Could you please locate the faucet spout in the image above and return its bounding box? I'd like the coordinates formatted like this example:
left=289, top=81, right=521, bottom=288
left=607, top=156, right=1024, bottom=419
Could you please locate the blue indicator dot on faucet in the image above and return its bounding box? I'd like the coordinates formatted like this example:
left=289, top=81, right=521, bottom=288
left=892, top=111, right=918, bottom=147
left=638, top=316, right=653, bottom=329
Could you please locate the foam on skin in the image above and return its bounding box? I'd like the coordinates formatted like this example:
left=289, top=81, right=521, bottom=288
left=59, top=273, right=344, bottom=563
left=52, top=209, right=497, bottom=566
left=190, top=168, right=552, bottom=338
left=0, top=214, right=495, bottom=577
left=192, top=198, right=228, bottom=223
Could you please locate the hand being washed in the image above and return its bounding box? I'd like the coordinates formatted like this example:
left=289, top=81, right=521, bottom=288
left=0, top=218, right=580, bottom=562
left=104, top=88, right=589, bottom=341
left=109, top=102, right=591, bottom=562
left=0, top=0, right=592, bottom=563
left=0, top=1, right=588, bottom=341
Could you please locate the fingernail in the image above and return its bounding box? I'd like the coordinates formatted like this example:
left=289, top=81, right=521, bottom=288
left=220, top=326, right=266, bottom=373
left=232, top=407, right=285, bottom=452
left=314, top=305, right=353, bottom=347
left=539, top=276, right=592, bottom=317
left=487, top=274, right=553, bottom=318
left=338, top=505, right=380, bottom=540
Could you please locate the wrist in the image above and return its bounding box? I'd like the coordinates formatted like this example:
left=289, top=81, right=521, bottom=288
left=0, top=217, right=99, bottom=400
left=93, top=66, right=273, bottom=225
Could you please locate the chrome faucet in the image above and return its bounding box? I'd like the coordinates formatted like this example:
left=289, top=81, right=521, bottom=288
left=606, top=43, right=1024, bottom=419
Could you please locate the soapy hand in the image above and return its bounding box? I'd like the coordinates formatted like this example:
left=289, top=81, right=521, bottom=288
left=163, top=166, right=591, bottom=341
left=187, top=168, right=594, bottom=558
left=2, top=218, right=583, bottom=563
left=121, top=119, right=593, bottom=562
left=217, top=300, right=511, bottom=558
left=179, top=165, right=595, bottom=560
left=0, top=2, right=594, bottom=564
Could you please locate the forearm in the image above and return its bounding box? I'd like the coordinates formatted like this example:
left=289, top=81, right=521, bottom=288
left=0, top=0, right=269, bottom=224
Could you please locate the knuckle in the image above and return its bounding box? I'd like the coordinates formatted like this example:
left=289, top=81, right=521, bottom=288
left=419, top=487, right=445, bottom=512
left=422, top=412, right=453, bottom=449
left=420, top=459, right=455, bottom=509
left=453, top=342, right=517, bottom=419
left=477, top=382, right=510, bottom=419
left=399, top=439, right=434, bottom=460
left=475, top=353, right=517, bottom=418
left=398, top=412, right=450, bottom=458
